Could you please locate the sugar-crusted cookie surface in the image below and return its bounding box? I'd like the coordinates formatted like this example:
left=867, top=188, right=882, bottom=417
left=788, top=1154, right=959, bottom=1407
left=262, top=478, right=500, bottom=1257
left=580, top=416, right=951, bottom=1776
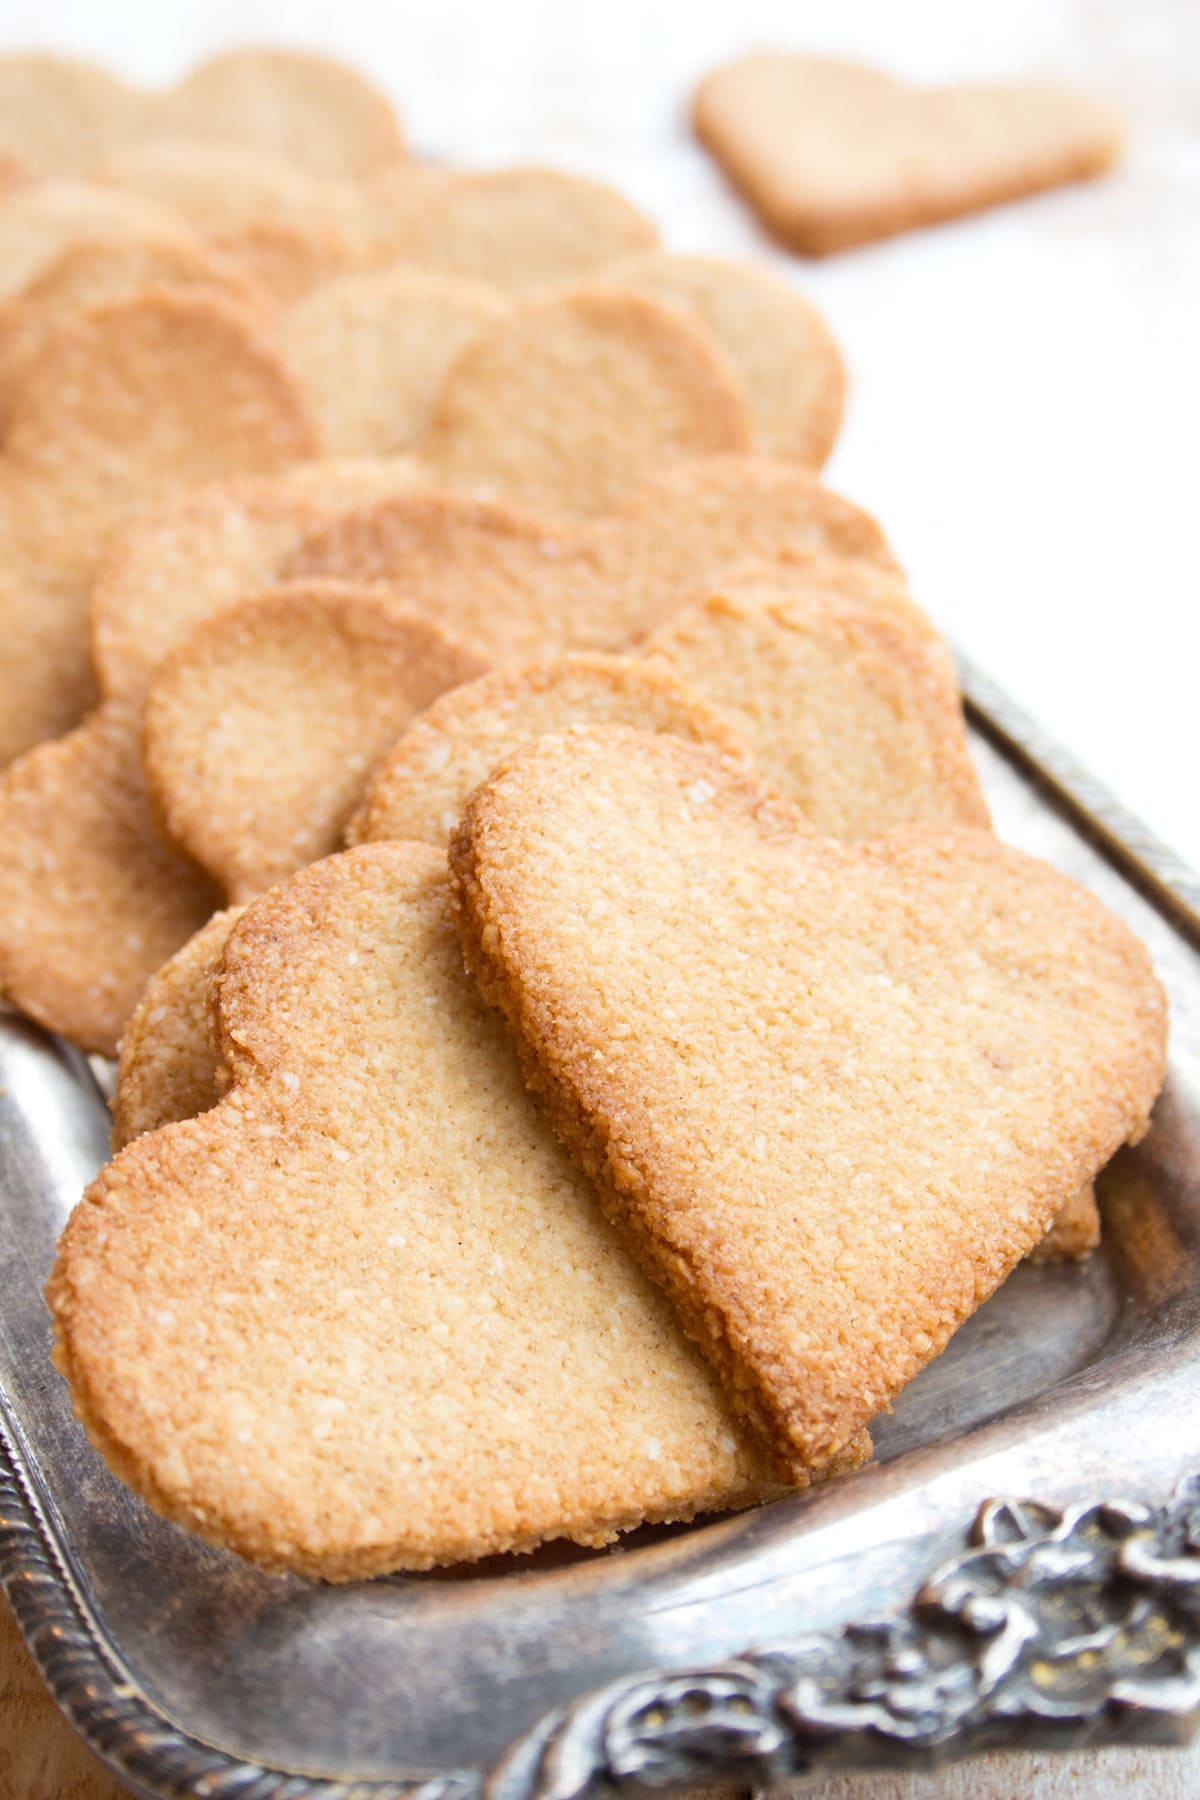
left=349, top=653, right=748, bottom=847
left=422, top=286, right=752, bottom=518
left=143, top=581, right=488, bottom=899
left=0, top=461, right=422, bottom=1053
left=49, top=844, right=791, bottom=1578
left=693, top=54, right=1122, bottom=255
left=112, top=904, right=244, bottom=1150
left=605, top=252, right=844, bottom=466
left=451, top=727, right=1167, bottom=1475
left=276, top=269, right=508, bottom=455
left=643, top=579, right=989, bottom=836
left=388, top=166, right=658, bottom=292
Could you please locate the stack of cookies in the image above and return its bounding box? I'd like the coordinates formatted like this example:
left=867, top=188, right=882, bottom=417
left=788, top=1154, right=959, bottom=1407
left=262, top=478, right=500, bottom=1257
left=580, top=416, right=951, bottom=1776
left=0, top=49, right=1166, bottom=1579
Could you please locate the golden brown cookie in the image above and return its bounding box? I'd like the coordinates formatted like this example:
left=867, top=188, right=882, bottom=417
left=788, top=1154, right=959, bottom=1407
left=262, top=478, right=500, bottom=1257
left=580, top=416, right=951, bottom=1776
left=388, top=166, right=657, bottom=292
left=284, top=488, right=622, bottom=660
left=91, top=137, right=347, bottom=238
left=291, top=460, right=899, bottom=659
left=604, top=252, right=845, bottom=465
left=0, top=297, right=319, bottom=768
left=588, top=456, right=899, bottom=641
left=450, top=727, right=1167, bottom=1476
left=0, top=55, right=145, bottom=175
left=692, top=54, right=1122, bottom=255
left=0, top=232, right=267, bottom=428
left=275, top=269, right=509, bottom=455
left=0, top=291, right=320, bottom=768
left=167, top=48, right=406, bottom=179
left=348, top=653, right=749, bottom=847
left=111, top=905, right=244, bottom=1151
left=421, top=286, right=753, bottom=518
left=1030, top=1183, right=1101, bottom=1263
left=49, top=843, right=789, bottom=1578
left=0, top=461, right=421, bottom=1053
left=0, top=180, right=184, bottom=301
left=642, top=578, right=988, bottom=836
left=0, top=704, right=220, bottom=1054
left=143, top=581, right=489, bottom=899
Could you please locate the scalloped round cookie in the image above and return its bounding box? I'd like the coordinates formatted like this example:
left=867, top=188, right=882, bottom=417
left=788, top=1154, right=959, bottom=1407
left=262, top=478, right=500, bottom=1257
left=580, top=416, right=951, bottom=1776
left=0, top=180, right=186, bottom=301
left=0, top=54, right=145, bottom=175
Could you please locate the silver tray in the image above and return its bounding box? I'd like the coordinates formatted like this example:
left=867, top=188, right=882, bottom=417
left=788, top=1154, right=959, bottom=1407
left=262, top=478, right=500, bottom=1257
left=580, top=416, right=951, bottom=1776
left=3, top=664, right=1200, bottom=1800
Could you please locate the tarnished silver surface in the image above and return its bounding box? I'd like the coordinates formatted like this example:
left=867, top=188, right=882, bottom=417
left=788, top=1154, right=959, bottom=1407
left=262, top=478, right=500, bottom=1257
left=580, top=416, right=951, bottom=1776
left=2, top=670, right=1200, bottom=1799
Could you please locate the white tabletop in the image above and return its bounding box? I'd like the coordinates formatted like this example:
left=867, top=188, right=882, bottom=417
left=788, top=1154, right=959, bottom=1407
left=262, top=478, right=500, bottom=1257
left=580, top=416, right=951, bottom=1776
left=2, top=4, right=1198, bottom=1796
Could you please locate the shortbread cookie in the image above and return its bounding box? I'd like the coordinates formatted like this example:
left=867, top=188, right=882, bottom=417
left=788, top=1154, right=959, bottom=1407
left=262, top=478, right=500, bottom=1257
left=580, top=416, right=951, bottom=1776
left=588, top=457, right=899, bottom=640
left=284, top=489, right=620, bottom=661
left=48, top=844, right=794, bottom=1578
left=92, top=138, right=345, bottom=236
left=1031, top=1182, right=1101, bottom=1263
left=0, top=705, right=220, bottom=1053
left=0, top=180, right=184, bottom=301
left=0, top=54, right=145, bottom=175
left=111, top=906, right=243, bottom=1150
left=143, top=582, right=488, bottom=899
left=421, top=286, right=752, bottom=518
left=605, top=253, right=844, bottom=465
left=390, top=166, right=657, bottom=292
left=0, top=292, right=320, bottom=767
left=451, top=728, right=1167, bottom=1474
left=0, top=232, right=266, bottom=427
left=0, top=462, right=421, bottom=1053
left=168, top=47, right=406, bottom=179
left=348, top=654, right=749, bottom=847
left=692, top=55, right=1122, bottom=255
left=276, top=270, right=509, bottom=454
left=642, top=581, right=989, bottom=836
left=291, top=460, right=898, bottom=657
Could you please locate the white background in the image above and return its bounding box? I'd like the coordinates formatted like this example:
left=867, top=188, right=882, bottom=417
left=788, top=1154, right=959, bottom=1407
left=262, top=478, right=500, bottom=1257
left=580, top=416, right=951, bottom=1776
left=3, top=0, right=1198, bottom=868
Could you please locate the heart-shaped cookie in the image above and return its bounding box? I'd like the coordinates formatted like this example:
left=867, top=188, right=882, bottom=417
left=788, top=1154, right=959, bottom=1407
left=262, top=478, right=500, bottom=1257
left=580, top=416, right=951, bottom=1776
left=693, top=55, right=1122, bottom=255
left=49, top=843, right=793, bottom=1577
left=450, top=728, right=1167, bottom=1474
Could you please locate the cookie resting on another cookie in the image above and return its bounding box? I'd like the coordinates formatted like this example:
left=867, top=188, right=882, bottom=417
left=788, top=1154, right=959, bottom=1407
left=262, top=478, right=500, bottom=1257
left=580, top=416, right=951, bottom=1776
left=347, top=652, right=749, bottom=847
left=450, top=727, right=1167, bottom=1476
left=49, top=844, right=821, bottom=1579
left=143, top=581, right=489, bottom=899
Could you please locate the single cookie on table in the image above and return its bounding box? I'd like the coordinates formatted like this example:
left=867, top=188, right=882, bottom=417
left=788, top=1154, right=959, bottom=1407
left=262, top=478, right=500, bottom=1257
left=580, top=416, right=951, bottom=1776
left=0, top=54, right=146, bottom=176
left=387, top=166, right=658, bottom=292
left=604, top=252, right=845, bottom=466
left=0, top=232, right=267, bottom=428
left=0, top=290, right=321, bottom=769
left=48, top=843, right=818, bottom=1579
left=450, top=727, right=1167, bottom=1477
left=0, top=460, right=422, bottom=1055
left=166, top=47, right=406, bottom=180
left=0, top=180, right=185, bottom=301
left=111, top=904, right=244, bottom=1150
left=348, top=653, right=750, bottom=847
left=692, top=54, right=1122, bottom=256
left=143, top=581, right=489, bottom=900
left=420, top=285, right=752, bottom=518
left=641, top=575, right=989, bottom=837
left=275, top=269, right=509, bottom=455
